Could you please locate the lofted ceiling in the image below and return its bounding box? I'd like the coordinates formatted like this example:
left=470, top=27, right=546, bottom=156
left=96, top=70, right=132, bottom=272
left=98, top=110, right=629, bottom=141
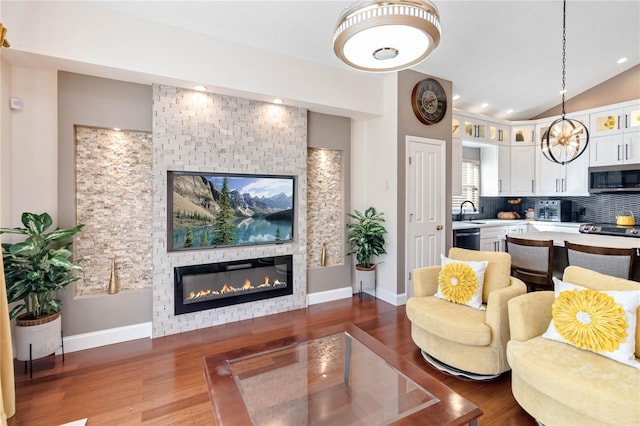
left=46, top=1, right=640, bottom=120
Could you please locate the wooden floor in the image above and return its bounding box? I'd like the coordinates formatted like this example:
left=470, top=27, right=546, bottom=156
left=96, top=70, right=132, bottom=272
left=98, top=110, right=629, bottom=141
left=8, top=295, right=537, bottom=426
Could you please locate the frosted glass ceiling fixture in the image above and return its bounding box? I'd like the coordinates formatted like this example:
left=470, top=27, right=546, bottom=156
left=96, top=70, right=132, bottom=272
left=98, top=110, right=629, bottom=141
left=541, top=0, right=589, bottom=165
left=333, top=0, right=441, bottom=72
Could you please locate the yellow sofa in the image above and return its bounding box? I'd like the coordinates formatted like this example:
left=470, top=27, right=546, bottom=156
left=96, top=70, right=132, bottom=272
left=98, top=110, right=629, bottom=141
left=507, top=266, right=640, bottom=426
left=406, top=248, right=527, bottom=376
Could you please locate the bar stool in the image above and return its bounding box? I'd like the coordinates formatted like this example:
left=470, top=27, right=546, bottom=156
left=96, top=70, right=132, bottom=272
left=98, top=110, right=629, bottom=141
left=564, top=241, right=634, bottom=280
left=506, top=236, right=554, bottom=292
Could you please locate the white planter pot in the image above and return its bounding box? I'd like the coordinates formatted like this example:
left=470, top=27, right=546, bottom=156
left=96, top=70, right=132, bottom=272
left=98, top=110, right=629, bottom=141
left=355, top=266, right=376, bottom=293
left=14, top=313, right=62, bottom=361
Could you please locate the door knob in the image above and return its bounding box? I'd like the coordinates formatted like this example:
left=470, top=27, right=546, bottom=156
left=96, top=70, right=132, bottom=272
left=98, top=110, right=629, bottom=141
left=436, top=225, right=443, bottom=231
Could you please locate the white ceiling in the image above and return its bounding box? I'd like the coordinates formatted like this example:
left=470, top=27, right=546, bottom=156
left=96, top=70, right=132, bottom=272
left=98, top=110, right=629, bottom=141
left=67, top=1, right=640, bottom=120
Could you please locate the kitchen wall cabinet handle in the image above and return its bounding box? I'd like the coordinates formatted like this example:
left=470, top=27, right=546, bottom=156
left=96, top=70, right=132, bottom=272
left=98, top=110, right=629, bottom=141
left=625, top=114, right=629, bottom=129
left=555, top=178, right=559, bottom=192
left=531, top=180, right=534, bottom=193
left=499, top=179, right=502, bottom=193
left=625, top=144, right=629, bottom=160
left=617, top=115, right=621, bottom=130
left=618, top=145, right=621, bottom=161
left=562, top=178, right=566, bottom=192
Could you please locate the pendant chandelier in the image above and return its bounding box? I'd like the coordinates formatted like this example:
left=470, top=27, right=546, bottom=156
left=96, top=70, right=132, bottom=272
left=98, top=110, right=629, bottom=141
left=541, top=0, right=589, bottom=165
left=333, top=0, right=441, bottom=73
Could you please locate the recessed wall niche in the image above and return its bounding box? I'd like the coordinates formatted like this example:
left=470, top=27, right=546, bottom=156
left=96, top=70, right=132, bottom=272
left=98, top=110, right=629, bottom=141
left=74, top=126, right=153, bottom=295
left=307, top=148, right=343, bottom=267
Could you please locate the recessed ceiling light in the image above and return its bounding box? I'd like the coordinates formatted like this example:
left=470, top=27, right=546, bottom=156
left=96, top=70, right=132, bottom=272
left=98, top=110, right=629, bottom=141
left=506, top=109, right=513, bottom=114
left=480, top=103, right=488, bottom=108
left=194, top=85, right=207, bottom=92
left=452, top=94, right=460, bottom=101
left=113, top=127, right=121, bottom=131
left=273, top=98, right=284, bottom=104
left=617, top=57, right=628, bottom=64
left=559, top=89, right=567, bottom=95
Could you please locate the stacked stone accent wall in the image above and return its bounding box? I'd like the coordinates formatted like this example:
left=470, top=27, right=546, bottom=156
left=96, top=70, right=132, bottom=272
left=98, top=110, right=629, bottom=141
left=307, top=148, right=344, bottom=267
left=75, top=126, right=153, bottom=295
left=152, top=85, right=307, bottom=337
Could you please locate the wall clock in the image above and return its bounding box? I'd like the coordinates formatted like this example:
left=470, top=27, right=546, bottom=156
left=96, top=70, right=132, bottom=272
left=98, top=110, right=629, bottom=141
left=411, top=78, right=447, bottom=125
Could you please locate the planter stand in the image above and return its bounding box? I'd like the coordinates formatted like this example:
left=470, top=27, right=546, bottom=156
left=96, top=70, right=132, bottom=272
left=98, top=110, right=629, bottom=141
left=22, top=329, right=65, bottom=379
left=355, top=267, right=377, bottom=300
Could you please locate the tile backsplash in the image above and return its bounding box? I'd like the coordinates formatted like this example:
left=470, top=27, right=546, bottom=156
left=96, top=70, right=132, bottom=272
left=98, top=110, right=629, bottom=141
left=474, top=193, right=640, bottom=223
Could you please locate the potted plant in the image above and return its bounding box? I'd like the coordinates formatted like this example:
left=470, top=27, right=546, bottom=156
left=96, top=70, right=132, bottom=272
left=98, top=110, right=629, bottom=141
left=1, top=212, right=84, bottom=361
left=346, top=207, right=387, bottom=293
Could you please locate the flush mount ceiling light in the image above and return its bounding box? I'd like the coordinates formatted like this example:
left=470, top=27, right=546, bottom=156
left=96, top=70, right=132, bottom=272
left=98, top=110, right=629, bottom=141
left=541, top=0, right=589, bottom=165
left=333, top=0, right=441, bottom=72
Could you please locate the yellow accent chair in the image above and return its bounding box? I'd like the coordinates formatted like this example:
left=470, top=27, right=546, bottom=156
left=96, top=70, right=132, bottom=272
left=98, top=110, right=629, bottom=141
left=406, top=248, right=527, bottom=376
left=507, top=266, right=640, bottom=426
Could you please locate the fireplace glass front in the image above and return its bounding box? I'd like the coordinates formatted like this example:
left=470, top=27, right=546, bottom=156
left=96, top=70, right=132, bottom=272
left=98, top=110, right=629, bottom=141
left=174, top=255, right=293, bottom=315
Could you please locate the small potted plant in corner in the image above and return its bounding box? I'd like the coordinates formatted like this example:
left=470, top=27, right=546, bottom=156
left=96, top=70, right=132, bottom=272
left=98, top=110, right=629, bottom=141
left=346, top=207, right=387, bottom=294
left=0, top=212, right=84, bottom=361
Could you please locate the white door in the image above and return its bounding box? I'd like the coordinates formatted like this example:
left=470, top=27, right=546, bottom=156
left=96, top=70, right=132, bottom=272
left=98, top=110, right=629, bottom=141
left=406, top=136, right=446, bottom=299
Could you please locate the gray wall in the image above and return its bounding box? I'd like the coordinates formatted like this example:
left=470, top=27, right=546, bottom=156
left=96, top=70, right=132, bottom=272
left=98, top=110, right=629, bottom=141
left=307, top=112, right=351, bottom=294
left=58, top=72, right=153, bottom=335
left=396, top=70, right=453, bottom=294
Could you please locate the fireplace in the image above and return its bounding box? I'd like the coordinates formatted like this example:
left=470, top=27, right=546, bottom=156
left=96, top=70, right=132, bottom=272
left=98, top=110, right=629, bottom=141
left=174, top=255, right=293, bottom=315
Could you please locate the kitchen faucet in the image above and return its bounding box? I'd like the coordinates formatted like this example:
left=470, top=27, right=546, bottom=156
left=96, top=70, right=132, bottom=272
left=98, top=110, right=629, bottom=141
left=459, top=200, right=477, bottom=221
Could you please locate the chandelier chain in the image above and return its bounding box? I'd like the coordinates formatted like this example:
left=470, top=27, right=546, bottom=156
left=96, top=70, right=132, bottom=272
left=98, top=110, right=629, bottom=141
left=561, top=0, right=567, bottom=117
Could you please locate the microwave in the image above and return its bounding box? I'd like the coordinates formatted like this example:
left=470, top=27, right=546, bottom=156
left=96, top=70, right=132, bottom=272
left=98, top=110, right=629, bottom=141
left=589, top=165, right=640, bottom=193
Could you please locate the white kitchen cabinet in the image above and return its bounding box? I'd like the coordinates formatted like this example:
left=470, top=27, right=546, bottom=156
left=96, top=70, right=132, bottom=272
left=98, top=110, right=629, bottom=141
left=464, top=117, right=487, bottom=141
left=511, top=124, right=535, bottom=146
left=590, top=103, right=640, bottom=136
left=590, top=131, right=640, bottom=166
left=510, top=145, right=535, bottom=195
left=536, top=143, right=590, bottom=196
left=508, top=224, right=529, bottom=235
left=498, top=145, right=510, bottom=195
left=489, top=123, right=509, bottom=144
left=452, top=116, right=463, bottom=137
left=480, top=226, right=508, bottom=252
left=452, top=137, right=462, bottom=196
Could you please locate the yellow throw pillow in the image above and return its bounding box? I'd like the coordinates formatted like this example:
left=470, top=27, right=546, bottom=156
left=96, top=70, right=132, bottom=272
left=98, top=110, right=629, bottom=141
left=435, top=255, right=488, bottom=310
left=543, top=278, right=640, bottom=369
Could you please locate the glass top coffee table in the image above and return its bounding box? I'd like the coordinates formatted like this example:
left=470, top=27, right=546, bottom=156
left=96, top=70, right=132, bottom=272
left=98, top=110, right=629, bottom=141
left=203, top=325, right=481, bottom=425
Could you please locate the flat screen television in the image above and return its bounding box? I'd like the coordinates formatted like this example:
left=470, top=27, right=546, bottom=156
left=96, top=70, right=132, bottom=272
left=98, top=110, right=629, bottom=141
left=167, top=171, right=295, bottom=251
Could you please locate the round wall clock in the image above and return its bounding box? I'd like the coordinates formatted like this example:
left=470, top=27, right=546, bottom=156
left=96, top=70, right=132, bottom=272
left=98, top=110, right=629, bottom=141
left=411, top=78, right=447, bottom=125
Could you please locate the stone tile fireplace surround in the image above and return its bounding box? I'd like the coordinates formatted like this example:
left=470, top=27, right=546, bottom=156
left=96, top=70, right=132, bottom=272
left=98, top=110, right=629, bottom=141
left=152, top=85, right=307, bottom=337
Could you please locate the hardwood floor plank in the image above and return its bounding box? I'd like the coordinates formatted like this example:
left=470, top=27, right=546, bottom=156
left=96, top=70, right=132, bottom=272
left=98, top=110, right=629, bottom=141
left=7, top=296, right=536, bottom=425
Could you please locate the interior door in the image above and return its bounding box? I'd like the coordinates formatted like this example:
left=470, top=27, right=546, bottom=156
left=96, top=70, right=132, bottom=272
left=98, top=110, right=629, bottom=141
left=406, top=136, right=446, bottom=299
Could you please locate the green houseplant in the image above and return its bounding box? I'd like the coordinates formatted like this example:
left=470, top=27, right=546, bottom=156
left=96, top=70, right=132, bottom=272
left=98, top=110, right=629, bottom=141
left=346, top=207, right=387, bottom=270
left=1, top=212, right=84, bottom=321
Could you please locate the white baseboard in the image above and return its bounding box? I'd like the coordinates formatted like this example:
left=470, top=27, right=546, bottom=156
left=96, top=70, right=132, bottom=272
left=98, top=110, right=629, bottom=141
left=375, top=288, right=406, bottom=306
left=307, top=286, right=353, bottom=305
left=57, top=322, right=152, bottom=354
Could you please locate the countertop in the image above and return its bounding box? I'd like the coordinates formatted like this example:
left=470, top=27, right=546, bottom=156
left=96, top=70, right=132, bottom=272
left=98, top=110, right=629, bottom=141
left=452, top=220, right=582, bottom=231
left=515, top=231, right=640, bottom=250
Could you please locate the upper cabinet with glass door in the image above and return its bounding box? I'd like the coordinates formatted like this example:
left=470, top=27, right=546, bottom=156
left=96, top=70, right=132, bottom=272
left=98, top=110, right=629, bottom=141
left=510, top=124, right=535, bottom=145
left=464, top=117, right=487, bottom=141
left=452, top=116, right=463, bottom=138
left=590, top=102, right=640, bottom=136
left=489, top=123, right=509, bottom=144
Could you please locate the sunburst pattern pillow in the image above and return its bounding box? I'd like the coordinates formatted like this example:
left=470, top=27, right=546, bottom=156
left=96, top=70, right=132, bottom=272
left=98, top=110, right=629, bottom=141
left=435, top=255, right=488, bottom=310
left=543, top=278, right=640, bottom=368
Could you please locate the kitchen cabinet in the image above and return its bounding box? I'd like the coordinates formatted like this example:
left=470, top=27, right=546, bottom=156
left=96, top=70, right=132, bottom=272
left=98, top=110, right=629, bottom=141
left=480, top=226, right=507, bottom=252
left=489, top=123, right=509, bottom=144
left=510, top=146, right=535, bottom=195
left=510, top=124, right=535, bottom=146
left=452, top=116, right=463, bottom=137
left=590, top=104, right=640, bottom=136
left=536, top=142, right=590, bottom=196
left=464, top=118, right=487, bottom=140
left=498, top=145, right=510, bottom=195
left=590, top=131, right=640, bottom=166
left=452, top=137, right=462, bottom=196
left=508, top=224, right=529, bottom=235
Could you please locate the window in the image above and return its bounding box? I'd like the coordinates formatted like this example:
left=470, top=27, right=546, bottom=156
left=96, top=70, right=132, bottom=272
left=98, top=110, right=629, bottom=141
left=452, top=160, right=480, bottom=213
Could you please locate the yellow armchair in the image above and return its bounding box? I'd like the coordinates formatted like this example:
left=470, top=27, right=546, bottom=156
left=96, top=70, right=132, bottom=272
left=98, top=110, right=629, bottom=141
left=406, top=248, right=527, bottom=377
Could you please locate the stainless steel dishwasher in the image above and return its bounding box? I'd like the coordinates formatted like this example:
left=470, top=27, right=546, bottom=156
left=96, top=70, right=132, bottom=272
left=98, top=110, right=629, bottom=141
left=453, top=228, right=481, bottom=250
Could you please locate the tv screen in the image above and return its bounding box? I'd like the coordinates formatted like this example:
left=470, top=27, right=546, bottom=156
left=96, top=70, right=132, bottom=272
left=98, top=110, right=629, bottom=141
left=168, top=172, right=295, bottom=251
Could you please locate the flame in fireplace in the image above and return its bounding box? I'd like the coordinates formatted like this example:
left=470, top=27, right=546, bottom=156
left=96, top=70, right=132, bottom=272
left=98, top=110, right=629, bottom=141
left=184, top=274, right=287, bottom=304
